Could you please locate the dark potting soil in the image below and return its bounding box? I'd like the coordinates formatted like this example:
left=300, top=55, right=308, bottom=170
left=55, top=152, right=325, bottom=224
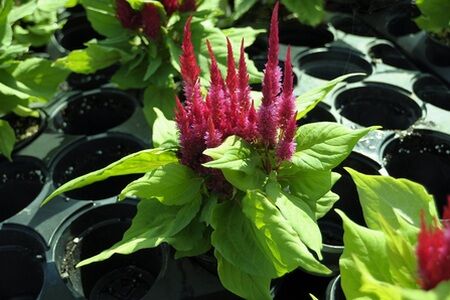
left=335, top=85, right=422, bottom=130
left=52, top=135, right=143, bottom=200
left=413, top=76, right=450, bottom=111
left=279, top=20, right=334, bottom=47
left=383, top=131, right=450, bottom=217
left=0, top=246, right=45, bottom=299
left=2, top=113, right=43, bottom=145
left=56, top=204, right=162, bottom=299
left=53, top=90, right=136, bottom=135
left=331, top=16, right=377, bottom=37
left=0, top=158, right=46, bottom=222
left=67, top=65, right=119, bottom=90
left=298, top=50, right=372, bottom=81
left=369, top=43, right=417, bottom=70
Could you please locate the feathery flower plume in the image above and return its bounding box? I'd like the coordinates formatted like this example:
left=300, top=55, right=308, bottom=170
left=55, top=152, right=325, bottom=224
left=258, top=2, right=281, bottom=147
left=162, top=0, right=179, bottom=15
left=115, top=0, right=142, bottom=30
left=180, top=0, right=196, bottom=12
left=417, top=199, right=450, bottom=290
left=141, top=4, right=161, bottom=40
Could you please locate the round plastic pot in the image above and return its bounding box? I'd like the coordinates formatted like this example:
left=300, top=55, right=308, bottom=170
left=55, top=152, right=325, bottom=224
left=326, top=276, right=345, bottom=300
left=297, top=103, right=337, bottom=126
left=369, top=43, right=416, bottom=70
left=297, top=48, right=372, bottom=82
left=413, top=75, right=450, bottom=111
left=279, top=20, right=334, bottom=47
left=320, top=152, right=381, bottom=272
left=1, top=110, right=47, bottom=151
left=53, top=202, right=166, bottom=299
left=382, top=130, right=450, bottom=217
left=51, top=134, right=144, bottom=201
left=66, top=65, right=119, bottom=91
left=334, top=83, right=422, bottom=130
left=387, top=16, right=420, bottom=37
left=52, top=88, right=137, bottom=135
left=274, top=269, right=333, bottom=300
left=425, top=34, right=450, bottom=67
left=331, top=16, right=376, bottom=37
left=0, top=225, right=47, bottom=299
left=0, top=156, right=47, bottom=222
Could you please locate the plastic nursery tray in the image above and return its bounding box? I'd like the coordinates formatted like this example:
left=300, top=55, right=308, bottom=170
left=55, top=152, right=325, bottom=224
left=2, top=5, right=450, bottom=300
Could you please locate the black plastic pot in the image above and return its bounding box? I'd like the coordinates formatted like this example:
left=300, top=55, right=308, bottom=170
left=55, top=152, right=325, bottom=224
left=279, top=20, right=334, bottom=48
left=413, top=75, right=450, bottom=111
left=51, top=134, right=144, bottom=201
left=382, top=130, right=450, bottom=217
left=387, top=16, right=420, bottom=37
left=331, top=16, right=376, bottom=37
left=52, top=88, right=137, bottom=135
left=320, top=152, right=381, bottom=272
left=326, top=276, right=345, bottom=300
left=0, top=156, right=47, bottom=222
left=297, top=48, right=372, bottom=82
left=66, top=65, right=119, bottom=91
left=334, top=83, right=422, bottom=130
left=425, top=34, right=450, bottom=67
left=2, top=110, right=47, bottom=151
left=369, top=43, right=417, bottom=70
left=52, top=202, right=166, bottom=299
left=0, top=225, right=47, bottom=299
left=274, top=270, right=333, bottom=300
left=50, top=13, right=103, bottom=55
left=297, top=103, right=337, bottom=125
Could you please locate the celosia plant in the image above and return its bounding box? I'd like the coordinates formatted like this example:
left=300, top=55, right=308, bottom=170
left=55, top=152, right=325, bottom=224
left=55, top=0, right=264, bottom=125
left=43, top=4, right=375, bottom=299
left=338, top=169, right=450, bottom=300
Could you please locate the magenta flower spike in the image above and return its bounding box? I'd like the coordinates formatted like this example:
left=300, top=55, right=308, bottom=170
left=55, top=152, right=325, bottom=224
left=417, top=201, right=450, bottom=290
left=115, top=0, right=142, bottom=30
left=276, top=113, right=297, bottom=161
left=278, top=46, right=296, bottom=131
left=180, top=17, right=201, bottom=100
left=162, top=0, right=179, bottom=15
left=141, top=4, right=161, bottom=40
left=180, top=0, right=196, bottom=12
left=258, top=1, right=281, bottom=147
left=238, top=40, right=251, bottom=112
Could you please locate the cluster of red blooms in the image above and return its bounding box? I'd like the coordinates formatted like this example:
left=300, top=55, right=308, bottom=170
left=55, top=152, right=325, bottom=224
left=175, top=2, right=297, bottom=178
left=115, top=0, right=196, bottom=39
left=417, top=196, right=450, bottom=290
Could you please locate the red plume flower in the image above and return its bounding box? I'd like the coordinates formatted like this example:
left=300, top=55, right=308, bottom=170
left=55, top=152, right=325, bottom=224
left=417, top=199, right=450, bottom=290
left=180, top=0, right=196, bottom=12
left=141, top=4, right=161, bottom=40
left=162, top=0, right=179, bottom=15
left=115, top=0, right=142, bottom=30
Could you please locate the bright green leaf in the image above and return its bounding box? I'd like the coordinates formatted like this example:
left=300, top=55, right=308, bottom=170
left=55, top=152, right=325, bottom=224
left=0, top=119, right=15, bottom=160
left=42, top=149, right=178, bottom=205
left=119, top=163, right=203, bottom=206
left=292, top=123, right=378, bottom=171
left=143, top=85, right=176, bottom=127
left=281, top=0, right=325, bottom=27
left=152, top=107, right=178, bottom=149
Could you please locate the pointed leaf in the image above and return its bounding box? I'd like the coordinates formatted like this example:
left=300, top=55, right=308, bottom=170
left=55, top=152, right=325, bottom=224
left=0, top=119, right=15, bottom=160
left=152, top=107, right=178, bottom=149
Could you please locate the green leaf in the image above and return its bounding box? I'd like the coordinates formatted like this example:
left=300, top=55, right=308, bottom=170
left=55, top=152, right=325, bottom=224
left=0, top=119, right=15, bottom=160
left=203, top=136, right=266, bottom=191
left=346, top=168, right=438, bottom=234
left=266, top=179, right=323, bottom=259
left=337, top=210, right=392, bottom=300
left=10, top=1, right=37, bottom=23
left=80, top=0, right=128, bottom=37
left=216, top=251, right=272, bottom=300
left=151, top=107, right=178, bottom=149
left=281, top=0, right=325, bottom=27
left=143, top=52, right=162, bottom=81
left=143, top=85, right=176, bottom=127
left=77, top=195, right=201, bottom=267
left=415, top=0, right=450, bottom=33
left=243, top=190, right=331, bottom=275
left=0, top=1, right=13, bottom=45
left=211, top=200, right=281, bottom=278
left=170, top=219, right=211, bottom=259
left=119, top=163, right=203, bottom=206
left=54, top=44, right=121, bottom=74
left=231, top=0, right=258, bottom=21
left=292, top=123, right=378, bottom=171
left=42, top=149, right=178, bottom=205
left=314, top=190, right=340, bottom=219
left=296, top=74, right=362, bottom=121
